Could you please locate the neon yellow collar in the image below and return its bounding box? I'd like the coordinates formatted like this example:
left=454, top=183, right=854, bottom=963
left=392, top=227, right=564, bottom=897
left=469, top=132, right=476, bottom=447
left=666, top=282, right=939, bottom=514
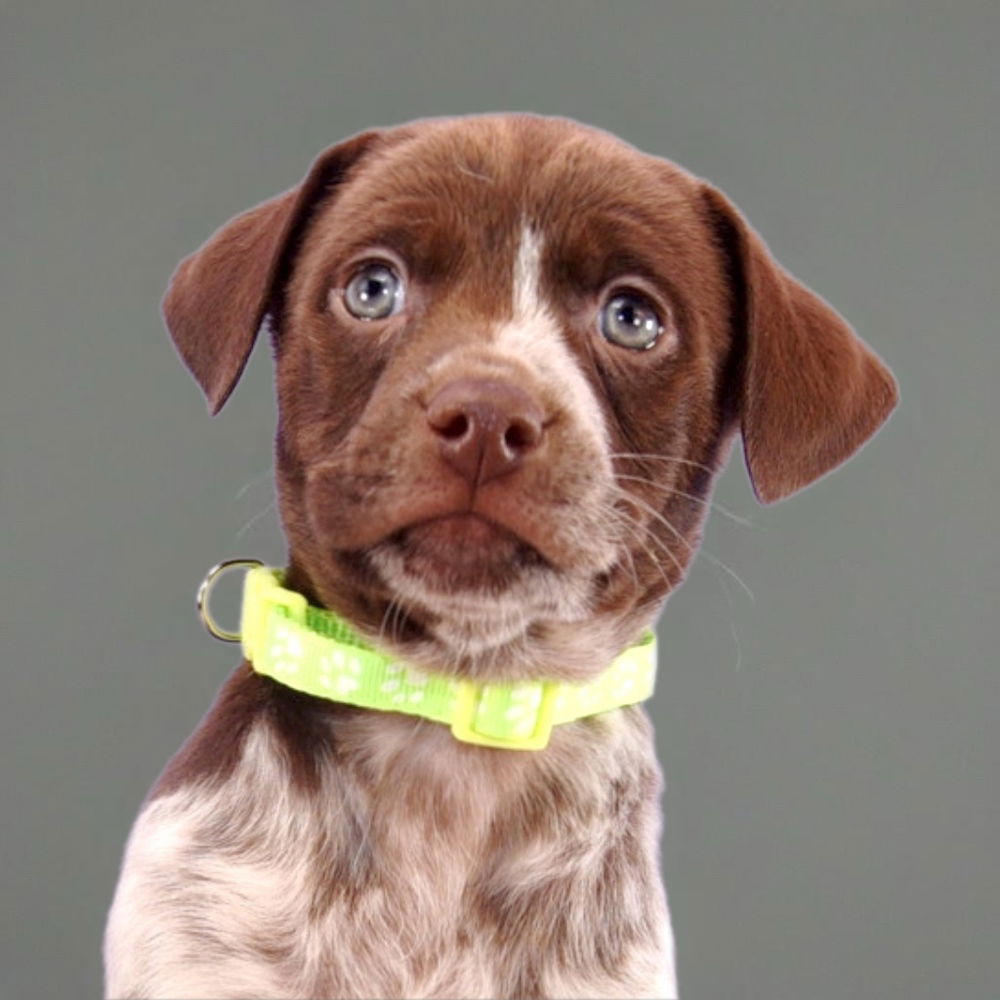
left=232, top=565, right=656, bottom=750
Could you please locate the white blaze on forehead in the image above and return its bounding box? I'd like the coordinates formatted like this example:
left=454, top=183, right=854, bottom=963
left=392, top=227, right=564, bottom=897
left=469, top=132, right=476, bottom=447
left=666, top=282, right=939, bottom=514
left=499, top=224, right=609, bottom=452
left=512, top=223, right=545, bottom=320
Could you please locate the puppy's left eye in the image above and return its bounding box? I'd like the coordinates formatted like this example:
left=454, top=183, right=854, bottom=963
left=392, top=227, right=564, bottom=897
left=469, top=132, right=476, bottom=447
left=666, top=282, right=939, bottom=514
left=343, top=262, right=404, bottom=320
left=599, top=292, right=663, bottom=350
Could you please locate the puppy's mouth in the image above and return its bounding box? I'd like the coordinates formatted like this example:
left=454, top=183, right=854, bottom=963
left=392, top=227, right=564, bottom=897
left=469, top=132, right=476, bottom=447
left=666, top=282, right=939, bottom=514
left=383, top=512, right=548, bottom=594
left=358, top=507, right=598, bottom=661
left=302, top=450, right=621, bottom=663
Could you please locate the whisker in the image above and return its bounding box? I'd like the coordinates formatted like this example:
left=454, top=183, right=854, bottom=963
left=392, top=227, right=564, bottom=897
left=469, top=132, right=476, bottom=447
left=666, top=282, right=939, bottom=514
left=619, top=524, right=677, bottom=593
left=712, top=567, right=745, bottom=671
left=612, top=488, right=755, bottom=602
left=613, top=472, right=756, bottom=529
left=616, top=534, right=641, bottom=592
left=234, top=469, right=273, bottom=500
left=235, top=501, right=277, bottom=540
left=701, top=550, right=755, bottom=603
left=609, top=451, right=717, bottom=475
left=600, top=500, right=681, bottom=589
left=376, top=598, right=398, bottom=647
left=593, top=504, right=642, bottom=592
left=392, top=597, right=408, bottom=643
left=674, top=491, right=755, bottom=529
left=614, top=489, right=695, bottom=555
left=378, top=594, right=412, bottom=648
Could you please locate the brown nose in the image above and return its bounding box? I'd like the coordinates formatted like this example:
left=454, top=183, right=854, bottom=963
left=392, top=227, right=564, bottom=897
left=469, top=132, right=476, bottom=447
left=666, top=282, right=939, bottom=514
left=426, top=378, right=545, bottom=486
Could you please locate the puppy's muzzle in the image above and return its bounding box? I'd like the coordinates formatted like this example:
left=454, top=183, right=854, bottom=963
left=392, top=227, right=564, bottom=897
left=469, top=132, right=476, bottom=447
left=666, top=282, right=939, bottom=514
left=426, top=377, right=545, bottom=488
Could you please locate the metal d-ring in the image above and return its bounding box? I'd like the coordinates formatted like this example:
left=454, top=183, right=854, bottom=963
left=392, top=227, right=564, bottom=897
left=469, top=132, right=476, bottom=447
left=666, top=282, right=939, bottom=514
left=196, top=558, right=263, bottom=642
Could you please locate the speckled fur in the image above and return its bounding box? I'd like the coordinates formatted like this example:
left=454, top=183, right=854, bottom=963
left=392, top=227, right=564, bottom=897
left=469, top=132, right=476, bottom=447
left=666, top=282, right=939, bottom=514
left=105, top=113, right=896, bottom=999
left=105, top=693, right=673, bottom=999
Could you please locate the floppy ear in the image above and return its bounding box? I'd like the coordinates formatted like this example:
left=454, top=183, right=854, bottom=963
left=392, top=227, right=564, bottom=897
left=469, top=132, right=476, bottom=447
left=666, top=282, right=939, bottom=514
left=162, top=130, right=382, bottom=413
left=702, top=184, right=899, bottom=504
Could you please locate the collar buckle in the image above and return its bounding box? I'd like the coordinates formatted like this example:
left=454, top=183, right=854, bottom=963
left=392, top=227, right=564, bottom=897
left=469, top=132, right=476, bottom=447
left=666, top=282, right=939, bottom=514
left=450, top=679, right=559, bottom=750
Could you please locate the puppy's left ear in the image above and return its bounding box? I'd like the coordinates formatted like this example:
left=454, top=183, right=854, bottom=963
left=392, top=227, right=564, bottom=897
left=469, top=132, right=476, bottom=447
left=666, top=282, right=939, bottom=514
left=162, top=129, right=382, bottom=414
left=702, top=184, right=899, bottom=504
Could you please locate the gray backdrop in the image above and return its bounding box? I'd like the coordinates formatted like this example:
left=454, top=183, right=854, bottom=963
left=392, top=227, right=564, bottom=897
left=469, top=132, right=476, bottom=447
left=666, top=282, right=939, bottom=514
left=2, top=3, right=997, bottom=998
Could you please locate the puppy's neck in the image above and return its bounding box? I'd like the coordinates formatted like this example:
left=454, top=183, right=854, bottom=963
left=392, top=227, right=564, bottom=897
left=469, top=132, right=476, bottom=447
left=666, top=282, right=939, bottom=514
left=279, top=550, right=658, bottom=687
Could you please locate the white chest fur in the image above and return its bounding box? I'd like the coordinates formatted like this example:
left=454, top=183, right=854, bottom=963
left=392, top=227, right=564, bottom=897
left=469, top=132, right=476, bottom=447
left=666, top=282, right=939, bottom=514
left=105, top=709, right=676, bottom=999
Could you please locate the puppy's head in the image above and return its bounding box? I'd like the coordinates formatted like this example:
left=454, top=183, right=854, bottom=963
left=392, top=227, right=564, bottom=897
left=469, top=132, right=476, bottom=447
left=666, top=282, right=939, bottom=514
left=164, top=114, right=897, bottom=682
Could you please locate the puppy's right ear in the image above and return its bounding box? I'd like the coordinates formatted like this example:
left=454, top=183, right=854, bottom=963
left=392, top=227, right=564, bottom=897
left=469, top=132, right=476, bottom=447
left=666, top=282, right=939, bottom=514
left=162, top=130, right=382, bottom=413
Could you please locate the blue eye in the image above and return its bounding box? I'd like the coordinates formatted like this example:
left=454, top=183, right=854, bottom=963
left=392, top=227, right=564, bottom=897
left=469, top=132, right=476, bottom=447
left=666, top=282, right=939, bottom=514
left=599, top=292, right=663, bottom=350
left=343, top=263, right=404, bottom=320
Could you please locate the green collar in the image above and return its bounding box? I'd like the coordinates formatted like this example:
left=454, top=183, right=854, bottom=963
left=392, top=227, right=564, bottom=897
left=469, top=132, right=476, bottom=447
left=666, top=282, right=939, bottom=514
left=204, top=562, right=657, bottom=751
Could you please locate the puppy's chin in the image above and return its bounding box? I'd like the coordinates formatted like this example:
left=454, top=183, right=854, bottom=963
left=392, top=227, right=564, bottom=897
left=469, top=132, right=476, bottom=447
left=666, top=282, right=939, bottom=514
left=364, top=517, right=599, bottom=670
left=291, top=493, right=653, bottom=679
left=284, top=531, right=649, bottom=683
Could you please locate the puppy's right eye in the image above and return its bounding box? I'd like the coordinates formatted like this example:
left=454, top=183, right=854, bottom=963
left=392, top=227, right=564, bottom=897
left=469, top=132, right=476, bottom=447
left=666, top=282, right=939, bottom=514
left=343, top=262, right=404, bottom=320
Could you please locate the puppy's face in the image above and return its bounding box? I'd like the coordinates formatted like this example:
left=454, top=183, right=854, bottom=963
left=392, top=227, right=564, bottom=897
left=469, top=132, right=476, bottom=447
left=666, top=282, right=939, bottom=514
left=275, top=118, right=728, bottom=679
left=164, top=114, right=897, bottom=681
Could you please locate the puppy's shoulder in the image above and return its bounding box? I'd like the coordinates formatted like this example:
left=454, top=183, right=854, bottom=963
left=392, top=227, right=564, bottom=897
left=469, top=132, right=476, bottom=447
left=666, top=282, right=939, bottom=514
left=150, top=662, right=356, bottom=800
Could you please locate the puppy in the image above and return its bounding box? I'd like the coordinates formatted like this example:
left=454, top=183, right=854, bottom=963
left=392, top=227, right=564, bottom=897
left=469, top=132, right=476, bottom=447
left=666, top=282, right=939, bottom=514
left=104, top=113, right=897, bottom=999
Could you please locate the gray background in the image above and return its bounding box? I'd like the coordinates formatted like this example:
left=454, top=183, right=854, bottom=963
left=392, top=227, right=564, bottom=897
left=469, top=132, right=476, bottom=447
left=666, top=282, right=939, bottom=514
left=2, top=2, right=996, bottom=998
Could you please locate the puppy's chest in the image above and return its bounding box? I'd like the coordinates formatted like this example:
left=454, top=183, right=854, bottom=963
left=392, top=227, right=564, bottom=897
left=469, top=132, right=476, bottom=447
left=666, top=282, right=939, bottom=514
left=124, top=712, right=670, bottom=997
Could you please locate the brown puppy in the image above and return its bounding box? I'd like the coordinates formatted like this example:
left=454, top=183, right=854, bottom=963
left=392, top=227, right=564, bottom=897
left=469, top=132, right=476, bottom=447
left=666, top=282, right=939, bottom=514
left=104, top=113, right=897, bottom=999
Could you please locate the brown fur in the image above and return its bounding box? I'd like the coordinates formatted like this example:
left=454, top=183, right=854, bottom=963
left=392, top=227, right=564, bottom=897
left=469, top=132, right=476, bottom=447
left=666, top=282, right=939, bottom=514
left=105, top=113, right=897, bottom=999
